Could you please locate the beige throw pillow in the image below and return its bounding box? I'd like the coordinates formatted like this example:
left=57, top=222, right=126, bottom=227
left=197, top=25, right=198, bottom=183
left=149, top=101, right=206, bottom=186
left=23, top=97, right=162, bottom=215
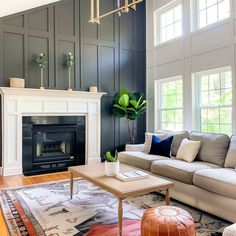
left=176, top=138, right=201, bottom=163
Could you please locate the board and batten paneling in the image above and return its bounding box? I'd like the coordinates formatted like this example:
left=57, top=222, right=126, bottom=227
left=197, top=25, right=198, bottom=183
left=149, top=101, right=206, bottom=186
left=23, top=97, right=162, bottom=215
left=0, top=0, right=146, bottom=166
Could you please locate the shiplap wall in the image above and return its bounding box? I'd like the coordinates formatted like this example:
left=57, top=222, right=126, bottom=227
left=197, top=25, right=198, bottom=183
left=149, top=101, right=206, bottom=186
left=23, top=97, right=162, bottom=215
left=0, top=0, right=146, bottom=166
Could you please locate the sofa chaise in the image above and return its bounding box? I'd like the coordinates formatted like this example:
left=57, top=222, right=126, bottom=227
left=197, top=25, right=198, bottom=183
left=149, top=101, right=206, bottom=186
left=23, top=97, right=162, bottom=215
left=118, top=131, right=236, bottom=223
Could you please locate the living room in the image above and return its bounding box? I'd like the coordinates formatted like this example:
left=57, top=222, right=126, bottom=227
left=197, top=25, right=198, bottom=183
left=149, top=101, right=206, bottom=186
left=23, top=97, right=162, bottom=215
left=0, top=0, right=235, bottom=235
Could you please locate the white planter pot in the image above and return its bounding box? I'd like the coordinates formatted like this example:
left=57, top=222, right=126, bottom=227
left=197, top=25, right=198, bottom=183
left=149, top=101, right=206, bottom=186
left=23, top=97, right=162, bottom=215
left=105, top=161, right=120, bottom=176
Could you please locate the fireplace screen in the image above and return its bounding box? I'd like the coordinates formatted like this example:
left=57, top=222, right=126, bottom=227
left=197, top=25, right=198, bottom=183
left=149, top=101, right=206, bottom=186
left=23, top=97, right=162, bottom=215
left=35, top=131, right=75, bottom=160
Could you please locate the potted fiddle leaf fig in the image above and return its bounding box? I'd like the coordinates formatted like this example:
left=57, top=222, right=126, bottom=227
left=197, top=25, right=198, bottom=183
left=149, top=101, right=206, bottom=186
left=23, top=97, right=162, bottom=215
left=35, top=53, right=47, bottom=89
left=113, top=88, right=146, bottom=144
left=104, top=151, right=119, bottom=176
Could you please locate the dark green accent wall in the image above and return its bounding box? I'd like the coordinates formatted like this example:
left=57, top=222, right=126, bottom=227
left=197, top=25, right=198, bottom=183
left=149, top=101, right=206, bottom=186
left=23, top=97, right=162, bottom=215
left=0, top=0, right=146, bottom=164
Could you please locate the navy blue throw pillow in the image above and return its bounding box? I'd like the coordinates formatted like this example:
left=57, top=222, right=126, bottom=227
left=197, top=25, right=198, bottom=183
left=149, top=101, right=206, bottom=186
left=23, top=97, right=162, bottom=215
left=149, top=135, right=173, bottom=157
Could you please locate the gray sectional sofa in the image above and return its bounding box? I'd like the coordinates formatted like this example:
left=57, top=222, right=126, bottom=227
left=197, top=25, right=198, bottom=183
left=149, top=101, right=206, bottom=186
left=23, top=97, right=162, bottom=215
left=118, top=131, right=236, bottom=222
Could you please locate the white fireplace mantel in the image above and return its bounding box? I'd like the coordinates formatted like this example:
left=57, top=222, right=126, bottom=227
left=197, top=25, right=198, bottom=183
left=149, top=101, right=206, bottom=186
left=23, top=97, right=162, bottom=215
left=0, top=87, right=106, bottom=176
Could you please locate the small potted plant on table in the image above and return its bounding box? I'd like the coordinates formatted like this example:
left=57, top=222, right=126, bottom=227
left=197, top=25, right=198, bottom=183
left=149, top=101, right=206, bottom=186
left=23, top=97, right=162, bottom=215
left=104, top=151, right=119, bottom=176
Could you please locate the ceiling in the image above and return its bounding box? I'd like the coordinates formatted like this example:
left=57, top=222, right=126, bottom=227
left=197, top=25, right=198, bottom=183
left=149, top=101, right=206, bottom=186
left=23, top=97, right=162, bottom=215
left=0, top=0, right=61, bottom=18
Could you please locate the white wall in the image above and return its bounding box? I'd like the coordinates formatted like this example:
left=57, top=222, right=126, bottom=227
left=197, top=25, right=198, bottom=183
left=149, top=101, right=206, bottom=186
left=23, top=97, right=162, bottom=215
left=146, top=0, right=236, bottom=133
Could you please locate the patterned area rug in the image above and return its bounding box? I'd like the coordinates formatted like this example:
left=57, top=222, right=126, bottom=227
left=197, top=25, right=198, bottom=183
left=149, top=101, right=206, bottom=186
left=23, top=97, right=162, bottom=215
left=0, top=179, right=230, bottom=236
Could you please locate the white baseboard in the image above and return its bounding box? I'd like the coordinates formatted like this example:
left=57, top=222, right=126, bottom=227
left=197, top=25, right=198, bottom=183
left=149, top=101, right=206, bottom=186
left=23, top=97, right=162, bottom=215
left=3, top=167, right=22, bottom=176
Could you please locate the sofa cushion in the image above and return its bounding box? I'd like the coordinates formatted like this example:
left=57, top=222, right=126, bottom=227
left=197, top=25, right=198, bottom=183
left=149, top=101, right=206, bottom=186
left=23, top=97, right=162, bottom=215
left=118, top=151, right=169, bottom=171
left=193, top=168, right=236, bottom=200
left=190, top=132, right=230, bottom=167
left=155, top=130, right=189, bottom=157
left=151, top=159, right=219, bottom=184
left=225, top=135, right=236, bottom=168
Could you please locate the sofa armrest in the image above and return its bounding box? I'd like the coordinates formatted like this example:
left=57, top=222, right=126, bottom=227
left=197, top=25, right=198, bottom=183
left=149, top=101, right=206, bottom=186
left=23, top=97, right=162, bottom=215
left=125, top=144, right=145, bottom=152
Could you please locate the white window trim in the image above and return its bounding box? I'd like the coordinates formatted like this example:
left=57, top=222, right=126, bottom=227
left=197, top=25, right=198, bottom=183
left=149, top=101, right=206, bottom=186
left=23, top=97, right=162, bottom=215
left=192, top=66, right=232, bottom=134
left=154, top=0, right=182, bottom=46
left=191, top=0, right=231, bottom=32
left=154, top=76, right=183, bottom=131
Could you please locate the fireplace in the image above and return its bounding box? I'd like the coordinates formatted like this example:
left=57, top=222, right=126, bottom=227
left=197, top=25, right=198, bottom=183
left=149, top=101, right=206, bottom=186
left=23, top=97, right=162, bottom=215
left=22, top=116, right=85, bottom=175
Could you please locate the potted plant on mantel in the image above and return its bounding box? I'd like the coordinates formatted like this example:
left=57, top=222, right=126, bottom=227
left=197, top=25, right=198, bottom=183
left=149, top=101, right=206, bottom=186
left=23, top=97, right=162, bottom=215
left=35, top=53, right=47, bottom=90
left=113, top=88, right=146, bottom=144
left=65, top=52, right=74, bottom=91
left=104, top=151, right=119, bottom=176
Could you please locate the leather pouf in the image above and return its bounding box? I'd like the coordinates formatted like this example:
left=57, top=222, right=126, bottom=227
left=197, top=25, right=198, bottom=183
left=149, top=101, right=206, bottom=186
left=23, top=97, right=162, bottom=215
left=141, top=206, right=196, bottom=236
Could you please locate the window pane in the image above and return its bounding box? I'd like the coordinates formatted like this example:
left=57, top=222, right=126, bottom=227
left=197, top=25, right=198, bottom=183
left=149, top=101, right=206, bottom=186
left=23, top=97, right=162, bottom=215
left=207, top=0, right=217, bottom=7
left=174, top=5, right=182, bottom=21
left=199, top=10, right=207, bottom=28
left=208, top=123, right=219, bottom=133
left=220, top=89, right=232, bottom=105
left=220, top=108, right=231, bottom=124
left=160, top=28, right=167, bottom=43
left=200, top=91, right=209, bottom=106
left=218, top=0, right=230, bottom=20
left=175, top=110, right=182, bottom=123
left=174, top=21, right=182, bottom=37
left=220, top=124, right=231, bottom=136
left=198, top=0, right=207, bottom=10
left=159, top=78, right=183, bottom=131
left=166, top=9, right=174, bottom=25
left=160, top=13, right=167, bottom=28
left=208, top=108, right=219, bottom=123
left=201, top=75, right=209, bottom=91
left=207, top=5, right=218, bottom=24
left=221, top=71, right=232, bottom=88
left=197, top=68, right=232, bottom=136
left=209, top=73, right=220, bottom=90
left=166, top=24, right=174, bottom=40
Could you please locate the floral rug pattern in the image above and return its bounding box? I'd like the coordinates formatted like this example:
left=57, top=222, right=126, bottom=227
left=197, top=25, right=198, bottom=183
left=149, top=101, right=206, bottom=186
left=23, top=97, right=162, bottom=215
left=0, top=179, right=230, bottom=236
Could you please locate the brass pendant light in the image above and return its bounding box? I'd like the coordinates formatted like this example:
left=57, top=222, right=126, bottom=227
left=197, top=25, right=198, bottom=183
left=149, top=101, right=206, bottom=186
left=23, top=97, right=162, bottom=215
left=89, top=0, right=143, bottom=24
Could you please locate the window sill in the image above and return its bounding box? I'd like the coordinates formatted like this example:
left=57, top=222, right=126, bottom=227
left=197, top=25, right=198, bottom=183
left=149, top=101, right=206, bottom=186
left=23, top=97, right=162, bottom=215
left=190, top=17, right=231, bottom=36
left=154, top=36, right=183, bottom=48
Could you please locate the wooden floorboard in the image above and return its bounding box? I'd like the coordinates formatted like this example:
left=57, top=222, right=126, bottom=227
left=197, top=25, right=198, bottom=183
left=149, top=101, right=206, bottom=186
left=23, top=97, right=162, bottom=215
left=0, top=171, right=70, bottom=235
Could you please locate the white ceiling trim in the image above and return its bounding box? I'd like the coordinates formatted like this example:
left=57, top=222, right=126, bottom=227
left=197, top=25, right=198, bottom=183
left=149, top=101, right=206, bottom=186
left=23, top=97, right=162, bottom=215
left=0, top=0, right=61, bottom=18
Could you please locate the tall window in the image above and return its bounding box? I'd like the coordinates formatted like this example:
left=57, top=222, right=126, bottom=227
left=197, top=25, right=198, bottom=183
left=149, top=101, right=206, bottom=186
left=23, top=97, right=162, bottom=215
left=156, top=77, right=183, bottom=130
left=154, top=1, right=182, bottom=45
left=196, top=0, right=230, bottom=29
left=193, top=67, right=232, bottom=135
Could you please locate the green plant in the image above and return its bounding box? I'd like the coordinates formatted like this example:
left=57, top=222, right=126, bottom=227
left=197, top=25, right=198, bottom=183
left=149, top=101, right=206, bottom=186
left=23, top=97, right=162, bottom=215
left=113, top=88, right=146, bottom=144
left=104, top=151, right=118, bottom=162
left=35, top=53, right=47, bottom=88
left=36, top=53, right=47, bottom=69
left=65, top=52, right=74, bottom=68
left=65, top=52, right=74, bottom=90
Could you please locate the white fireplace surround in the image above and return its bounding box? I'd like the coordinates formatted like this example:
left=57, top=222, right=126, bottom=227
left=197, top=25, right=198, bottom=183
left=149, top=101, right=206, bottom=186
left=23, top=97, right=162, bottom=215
left=0, top=87, right=106, bottom=176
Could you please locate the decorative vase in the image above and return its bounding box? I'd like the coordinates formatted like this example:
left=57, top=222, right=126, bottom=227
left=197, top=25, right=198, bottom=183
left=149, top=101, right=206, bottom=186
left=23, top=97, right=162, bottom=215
left=105, top=160, right=119, bottom=176
left=40, top=68, right=45, bottom=90
left=68, top=67, right=72, bottom=91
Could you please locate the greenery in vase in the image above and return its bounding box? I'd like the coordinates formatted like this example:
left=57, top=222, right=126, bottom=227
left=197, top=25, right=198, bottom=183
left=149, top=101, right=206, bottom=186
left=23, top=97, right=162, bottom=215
left=65, top=52, right=74, bottom=90
left=36, top=53, right=47, bottom=69
left=65, top=52, right=74, bottom=67
left=113, top=88, right=146, bottom=144
left=104, top=151, right=118, bottom=162
left=35, top=53, right=47, bottom=88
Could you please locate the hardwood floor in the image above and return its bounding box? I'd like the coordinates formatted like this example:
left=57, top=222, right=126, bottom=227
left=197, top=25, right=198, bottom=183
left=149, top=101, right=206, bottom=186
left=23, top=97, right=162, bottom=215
left=0, top=171, right=70, bottom=236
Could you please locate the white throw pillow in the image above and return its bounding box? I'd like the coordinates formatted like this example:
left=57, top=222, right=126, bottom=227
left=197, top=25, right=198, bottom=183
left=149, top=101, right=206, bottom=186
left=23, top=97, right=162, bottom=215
left=176, top=138, right=201, bottom=163
left=143, top=132, right=168, bottom=153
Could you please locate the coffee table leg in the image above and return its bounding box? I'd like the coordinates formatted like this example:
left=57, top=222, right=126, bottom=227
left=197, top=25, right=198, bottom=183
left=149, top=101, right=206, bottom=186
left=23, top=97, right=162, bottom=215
left=70, top=172, right=74, bottom=199
left=118, top=197, right=123, bottom=236
left=166, top=188, right=170, bottom=205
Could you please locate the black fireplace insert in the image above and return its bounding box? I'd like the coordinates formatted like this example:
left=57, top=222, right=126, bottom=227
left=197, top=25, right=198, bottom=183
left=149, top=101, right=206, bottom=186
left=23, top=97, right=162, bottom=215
left=22, top=116, right=85, bottom=175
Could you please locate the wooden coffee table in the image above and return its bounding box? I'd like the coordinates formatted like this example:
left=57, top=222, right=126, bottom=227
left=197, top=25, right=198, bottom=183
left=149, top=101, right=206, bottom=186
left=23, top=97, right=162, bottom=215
left=69, top=163, right=174, bottom=236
